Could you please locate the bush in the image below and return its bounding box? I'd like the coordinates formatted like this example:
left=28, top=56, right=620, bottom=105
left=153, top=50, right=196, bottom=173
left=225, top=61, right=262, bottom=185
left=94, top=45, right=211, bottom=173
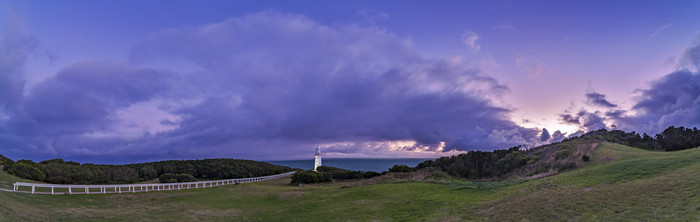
left=7, top=161, right=45, bottom=182
left=416, top=160, right=435, bottom=169
left=494, top=152, right=531, bottom=175
left=554, top=149, right=572, bottom=160
left=526, top=155, right=540, bottom=165
left=363, top=171, right=381, bottom=178
left=159, top=173, right=196, bottom=183
left=290, top=170, right=331, bottom=184
left=47, top=176, right=72, bottom=184
left=554, top=162, right=577, bottom=172
left=0, top=154, right=15, bottom=168
left=389, top=165, right=414, bottom=173
left=582, top=155, right=590, bottom=162
left=315, top=166, right=381, bottom=181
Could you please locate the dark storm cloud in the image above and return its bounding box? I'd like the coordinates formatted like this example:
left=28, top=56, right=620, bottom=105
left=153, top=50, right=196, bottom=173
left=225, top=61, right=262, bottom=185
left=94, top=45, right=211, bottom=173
left=570, top=40, right=700, bottom=135
left=585, top=92, right=618, bottom=108
left=539, top=128, right=550, bottom=142
left=0, top=13, right=39, bottom=155
left=602, top=40, right=700, bottom=134
left=2, top=12, right=541, bottom=162
left=23, top=63, right=172, bottom=134
left=610, top=70, right=700, bottom=133
left=559, top=110, right=607, bottom=132
left=0, top=14, right=35, bottom=111
left=559, top=113, right=580, bottom=125
left=128, top=11, right=540, bottom=158
left=580, top=111, right=606, bottom=131
left=550, top=130, right=566, bottom=142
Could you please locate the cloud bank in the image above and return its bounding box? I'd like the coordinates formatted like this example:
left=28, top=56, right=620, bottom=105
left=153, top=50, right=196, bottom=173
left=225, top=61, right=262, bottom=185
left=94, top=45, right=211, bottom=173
left=585, top=92, right=617, bottom=108
left=1, top=12, right=541, bottom=162
left=561, top=39, right=700, bottom=135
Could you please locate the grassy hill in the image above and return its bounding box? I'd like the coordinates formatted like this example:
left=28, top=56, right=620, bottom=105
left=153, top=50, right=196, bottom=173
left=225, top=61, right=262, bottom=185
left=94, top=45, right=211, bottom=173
left=1, top=142, right=699, bottom=221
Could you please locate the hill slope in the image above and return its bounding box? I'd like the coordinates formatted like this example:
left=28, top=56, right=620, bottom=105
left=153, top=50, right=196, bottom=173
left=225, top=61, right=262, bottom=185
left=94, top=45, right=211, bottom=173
left=1, top=142, right=699, bottom=221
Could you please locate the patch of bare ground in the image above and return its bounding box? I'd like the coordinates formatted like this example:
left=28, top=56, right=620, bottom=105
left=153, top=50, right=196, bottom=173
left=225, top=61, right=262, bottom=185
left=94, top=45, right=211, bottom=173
left=510, top=141, right=600, bottom=179
left=527, top=169, right=558, bottom=180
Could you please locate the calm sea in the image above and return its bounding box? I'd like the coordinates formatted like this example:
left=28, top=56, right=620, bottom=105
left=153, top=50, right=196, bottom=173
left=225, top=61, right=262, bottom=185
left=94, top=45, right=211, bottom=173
left=268, top=158, right=431, bottom=172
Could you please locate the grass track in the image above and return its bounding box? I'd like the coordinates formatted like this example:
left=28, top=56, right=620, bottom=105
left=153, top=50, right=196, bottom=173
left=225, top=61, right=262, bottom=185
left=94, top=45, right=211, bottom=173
left=1, top=142, right=700, bottom=221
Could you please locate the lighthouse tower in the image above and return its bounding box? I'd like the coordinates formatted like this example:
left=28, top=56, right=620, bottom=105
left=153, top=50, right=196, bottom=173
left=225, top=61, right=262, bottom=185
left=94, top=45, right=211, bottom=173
left=313, top=145, right=322, bottom=171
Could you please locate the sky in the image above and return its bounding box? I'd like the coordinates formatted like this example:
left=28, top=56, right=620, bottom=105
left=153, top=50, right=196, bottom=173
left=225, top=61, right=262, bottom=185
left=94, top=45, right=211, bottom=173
left=1, top=0, right=700, bottom=163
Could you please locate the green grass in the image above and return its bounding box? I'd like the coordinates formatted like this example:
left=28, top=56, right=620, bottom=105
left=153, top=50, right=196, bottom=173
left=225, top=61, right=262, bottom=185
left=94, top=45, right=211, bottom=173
left=0, top=167, right=37, bottom=189
left=2, top=142, right=700, bottom=221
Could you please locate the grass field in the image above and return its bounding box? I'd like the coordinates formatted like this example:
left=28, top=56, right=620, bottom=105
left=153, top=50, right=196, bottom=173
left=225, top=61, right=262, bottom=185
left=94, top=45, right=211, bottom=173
left=1, top=142, right=699, bottom=221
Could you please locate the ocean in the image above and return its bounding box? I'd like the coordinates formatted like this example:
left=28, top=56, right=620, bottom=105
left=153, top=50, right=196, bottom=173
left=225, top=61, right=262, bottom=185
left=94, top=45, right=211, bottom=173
left=268, top=158, right=431, bottom=172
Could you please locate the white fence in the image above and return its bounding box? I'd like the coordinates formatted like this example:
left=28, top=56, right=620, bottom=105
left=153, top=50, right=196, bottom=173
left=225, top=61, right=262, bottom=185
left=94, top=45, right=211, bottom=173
left=12, top=171, right=295, bottom=195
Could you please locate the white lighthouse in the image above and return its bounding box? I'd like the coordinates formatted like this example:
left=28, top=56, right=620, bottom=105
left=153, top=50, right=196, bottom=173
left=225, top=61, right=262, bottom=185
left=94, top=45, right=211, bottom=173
left=313, top=145, right=322, bottom=171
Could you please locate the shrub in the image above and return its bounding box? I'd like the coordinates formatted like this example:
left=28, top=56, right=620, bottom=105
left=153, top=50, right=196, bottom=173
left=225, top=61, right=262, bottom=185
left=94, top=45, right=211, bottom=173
left=47, top=176, right=72, bottom=184
left=0, top=154, right=15, bottom=168
left=389, top=165, right=414, bottom=173
left=159, top=173, right=196, bottom=183
left=416, top=160, right=435, bottom=169
left=526, top=155, right=540, bottom=165
left=554, top=162, right=577, bottom=172
left=582, top=155, right=590, bottom=162
left=362, top=171, right=381, bottom=178
left=554, top=149, right=572, bottom=160
left=8, top=161, right=46, bottom=182
left=290, top=170, right=330, bottom=184
left=316, top=166, right=380, bottom=180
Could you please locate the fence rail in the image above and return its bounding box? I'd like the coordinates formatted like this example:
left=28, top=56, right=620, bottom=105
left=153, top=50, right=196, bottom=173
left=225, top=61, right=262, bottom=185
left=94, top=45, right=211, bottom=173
left=12, top=171, right=295, bottom=195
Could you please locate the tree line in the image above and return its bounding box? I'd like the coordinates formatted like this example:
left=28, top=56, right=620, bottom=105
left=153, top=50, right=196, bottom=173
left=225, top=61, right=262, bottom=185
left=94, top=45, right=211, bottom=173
left=292, top=126, right=700, bottom=183
left=589, top=126, right=700, bottom=151
left=410, top=126, right=700, bottom=180
left=2, top=158, right=294, bottom=184
left=4, top=126, right=698, bottom=184
left=290, top=166, right=381, bottom=184
left=413, top=145, right=533, bottom=179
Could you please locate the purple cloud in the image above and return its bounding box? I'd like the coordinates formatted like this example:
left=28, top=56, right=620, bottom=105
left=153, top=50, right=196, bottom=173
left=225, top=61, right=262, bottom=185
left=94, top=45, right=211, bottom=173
left=539, top=128, right=550, bottom=142
left=602, top=40, right=700, bottom=134
left=610, top=70, right=700, bottom=133
left=23, top=63, right=172, bottom=134
left=585, top=92, right=618, bottom=108
left=1, top=12, right=541, bottom=162
left=565, top=40, right=700, bottom=135
left=550, top=130, right=566, bottom=142
left=559, top=110, right=607, bottom=132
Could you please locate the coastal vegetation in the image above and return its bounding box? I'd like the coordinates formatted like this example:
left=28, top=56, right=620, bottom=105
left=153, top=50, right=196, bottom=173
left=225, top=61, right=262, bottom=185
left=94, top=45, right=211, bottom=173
left=1, top=127, right=700, bottom=220
left=411, top=127, right=700, bottom=181
left=2, top=158, right=293, bottom=185
left=1, top=141, right=700, bottom=220
left=290, top=166, right=381, bottom=184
